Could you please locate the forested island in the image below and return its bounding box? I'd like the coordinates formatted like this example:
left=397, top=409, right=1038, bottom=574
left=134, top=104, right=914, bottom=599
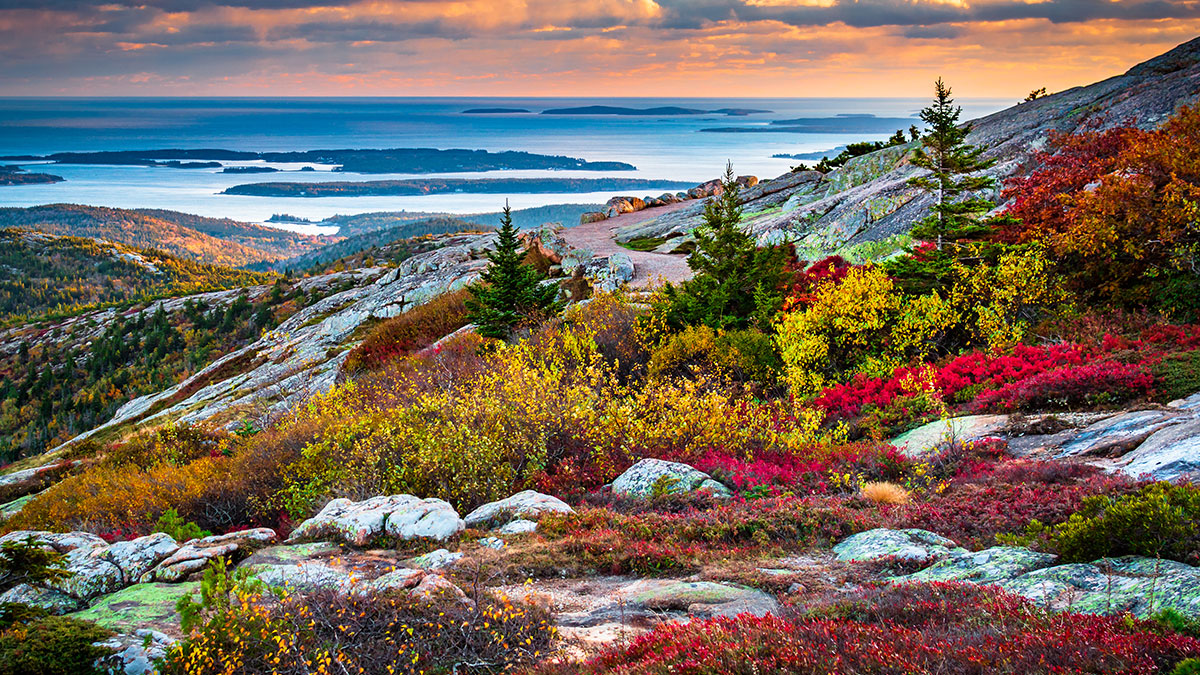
left=223, top=177, right=694, bottom=197
left=0, top=165, right=64, bottom=185
left=542, top=105, right=771, bottom=116
left=3, top=148, right=637, bottom=173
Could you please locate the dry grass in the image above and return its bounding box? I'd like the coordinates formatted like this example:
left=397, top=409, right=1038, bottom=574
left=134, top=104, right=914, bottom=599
left=859, top=481, right=911, bottom=505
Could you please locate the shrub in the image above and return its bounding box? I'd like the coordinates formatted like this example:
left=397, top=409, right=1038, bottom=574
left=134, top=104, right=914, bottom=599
left=859, top=481, right=910, bottom=505
left=1032, top=482, right=1200, bottom=564
left=972, top=360, right=1154, bottom=412
left=343, top=288, right=471, bottom=372
left=154, top=508, right=212, bottom=543
left=1175, top=659, right=1200, bottom=675
left=1153, top=349, right=1200, bottom=402
left=531, top=583, right=1200, bottom=675
left=0, top=535, right=72, bottom=594
left=0, top=615, right=114, bottom=675
left=163, top=563, right=554, bottom=675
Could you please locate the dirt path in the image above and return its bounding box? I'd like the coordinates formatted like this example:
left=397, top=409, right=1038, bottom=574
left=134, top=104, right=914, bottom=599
left=561, top=201, right=694, bottom=288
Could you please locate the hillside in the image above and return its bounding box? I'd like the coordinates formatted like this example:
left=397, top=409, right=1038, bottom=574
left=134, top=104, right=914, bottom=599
left=0, top=204, right=328, bottom=267
left=614, top=36, right=1200, bottom=256
left=263, top=216, right=488, bottom=273
left=0, top=228, right=274, bottom=322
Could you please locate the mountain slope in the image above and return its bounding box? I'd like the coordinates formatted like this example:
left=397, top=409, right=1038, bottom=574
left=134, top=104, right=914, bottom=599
left=0, top=228, right=274, bottom=322
left=615, top=36, right=1200, bottom=254
left=0, top=205, right=327, bottom=267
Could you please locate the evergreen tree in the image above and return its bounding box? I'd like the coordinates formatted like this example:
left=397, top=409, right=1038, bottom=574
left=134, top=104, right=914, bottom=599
left=908, top=78, right=997, bottom=248
left=466, top=204, right=561, bottom=339
left=658, top=164, right=792, bottom=330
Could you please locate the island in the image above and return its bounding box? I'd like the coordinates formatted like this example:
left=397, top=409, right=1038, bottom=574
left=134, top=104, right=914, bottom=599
left=3, top=148, right=637, bottom=174
left=222, top=166, right=280, bottom=174
left=223, top=177, right=695, bottom=198
left=0, top=165, right=64, bottom=185
left=542, top=105, right=771, bottom=116
left=462, top=108, right=532, bottom=114
left=704, top=115, right=916, bottom=134
left=773, top=147, right=848, bottom=160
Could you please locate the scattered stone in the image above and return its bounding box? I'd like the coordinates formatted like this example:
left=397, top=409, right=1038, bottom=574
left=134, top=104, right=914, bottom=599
left=888, top=415, right=1008, bottom=458
left=611, top=458, right=732, bottom=499
left=832, top=528, right=962, bottom=564
left=409, top=573, right=469, bottom=603
left=478, top=537, right=506, bottom=550
left=619, top=579, right=777, bottom=619
left=288, top=495, right=464, bottom=546
left=407, top=548, right=463, bottom=570
left=463, top=490, right=574, bottom=529
left=364, top=568, right=426, bottom=594
left=0, top=583, right=84, bottom=613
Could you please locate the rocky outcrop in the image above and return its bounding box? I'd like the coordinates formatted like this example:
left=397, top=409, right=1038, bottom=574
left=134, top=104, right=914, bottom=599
left=582, top=176, right=758, bottom=224
left=94, top=629, right=177, bottom=675
left=556, top=578, right=778, bottom=628
left=0, top=460, right=87, bottom=503
left=143, top=528, right=276, bottom=582
left=610, top=458, right=732, bottom=499
left=287, top=495, right=465, bottom=547
left=463, top=490, right=574, bottom=530
left=614, top=38, right=1200, bottom=255
left=838, top=528, right=1200, bottom=618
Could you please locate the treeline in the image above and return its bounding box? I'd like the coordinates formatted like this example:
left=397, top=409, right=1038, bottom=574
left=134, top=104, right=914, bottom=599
left=0, top=205, right=325, bottom=267
left=0, top=228, right=273, bottom=323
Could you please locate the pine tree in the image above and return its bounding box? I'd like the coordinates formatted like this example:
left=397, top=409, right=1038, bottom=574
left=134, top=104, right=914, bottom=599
left=659, top=164, right=792, bottom=330
left=466, top=203, right=561, bottom=339
left=909, top=78, right=997, bottom=249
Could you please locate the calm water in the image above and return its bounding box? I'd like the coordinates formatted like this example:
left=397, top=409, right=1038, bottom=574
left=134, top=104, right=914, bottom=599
left=0, top=97, right=1010, bottom=228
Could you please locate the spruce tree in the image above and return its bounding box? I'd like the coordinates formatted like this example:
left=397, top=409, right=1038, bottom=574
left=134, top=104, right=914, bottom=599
left=466, top=203, right=561, bottom=339
left=659, top=164, right=792, bottom=330
left=908, top=78, right=997, bottom=249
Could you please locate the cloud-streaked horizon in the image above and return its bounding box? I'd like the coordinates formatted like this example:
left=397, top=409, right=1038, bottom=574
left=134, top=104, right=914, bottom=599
left=1, top=0, right=1198, bottom=96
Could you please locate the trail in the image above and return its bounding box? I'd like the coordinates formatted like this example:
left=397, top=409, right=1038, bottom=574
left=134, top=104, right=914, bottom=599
left=560, top=200, right=694, bottom=288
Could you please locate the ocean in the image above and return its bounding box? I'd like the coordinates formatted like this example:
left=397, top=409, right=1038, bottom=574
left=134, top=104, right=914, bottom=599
left=0, top=97, right=1010, bottom=231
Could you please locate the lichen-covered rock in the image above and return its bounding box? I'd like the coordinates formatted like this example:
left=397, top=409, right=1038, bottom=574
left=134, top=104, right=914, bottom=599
left=497, top=518, right=538, bottom=535
left=621, top=579, right=778, bottom=618
left=409, top=573, right=469, bottom=603
left=463, top=490, right=574, bottom=529
left=364, top=568, right=426, bottom=594
left=73, top=583, right=199, bottom=635
left=899, top=546, right=1057, bottom=585
left=0, top=583, right=84, bottom=613
left=997, top=556, right=1200, bottom=617
left=611, top=458, right=732, bottom=499
left=888, top=415, right=1008, bottom=458
left=833, top=528, right=962, bottom=564
left=407, top=548, right=463, bottom=570
left=0, top=529, right=107, bottom=553
left=288, top=495, right=464, bottom=546
left=249, top=560, right=355, bottom=592
left=103, top=533, right=180, bottom=583
left=94, top=629, right=176, bottom=675
left=142, top=529, right=273, bottom=583
left=236, top=541, right=342, bottom=570
left=582, top=253, right=635, bottom=293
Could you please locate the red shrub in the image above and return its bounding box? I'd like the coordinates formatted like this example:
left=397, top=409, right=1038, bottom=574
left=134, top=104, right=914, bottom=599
left=971, top=360, right=1153, bottom=412
left=530, top=583, right=1200, bottom=675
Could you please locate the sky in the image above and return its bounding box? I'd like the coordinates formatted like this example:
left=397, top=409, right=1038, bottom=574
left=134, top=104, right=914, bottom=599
left=0, top=0, right=1197, bottom=97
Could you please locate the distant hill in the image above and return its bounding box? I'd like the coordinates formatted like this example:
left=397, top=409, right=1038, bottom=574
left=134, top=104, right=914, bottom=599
left=263, top=216, right=488, bottom=273
left=330, top=203, right=601, bottom=237
left=0, top=228, right=274, bottom=322
left=222, top=177, right=693, bottom=198
left=0, top=204, right=326, bottom=267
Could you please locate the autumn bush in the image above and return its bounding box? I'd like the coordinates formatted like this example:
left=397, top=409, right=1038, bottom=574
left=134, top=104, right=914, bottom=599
left=342, top=288, right=471, bottom=373
left=530, top=583, right=1200, bottom=675
left=162, top=561, right=554, bottom=675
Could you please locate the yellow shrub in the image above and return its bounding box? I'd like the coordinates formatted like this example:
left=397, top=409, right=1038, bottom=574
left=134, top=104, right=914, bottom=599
left=859, top=481, right=911, bottom=505
left=951, top=243, right=1069, bottom=350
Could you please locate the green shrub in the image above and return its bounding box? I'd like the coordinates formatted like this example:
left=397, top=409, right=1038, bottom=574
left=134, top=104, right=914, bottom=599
left=1174, top=658, right=1200, bottom=675
left=153, top=508, right=212, bottom=543
left=0, top=603, right=48, bottom=632
left=1034, top=483, right=1200, bottom=563
left=715, top=328, right=782, bottom=385
left=0, top=615, right=114, bottom=675
left=0, top=535, right=72, bottom=595
left=1153, top=608, right=1200, bottom=638
left=1153, top=350, right=1200, bottom=402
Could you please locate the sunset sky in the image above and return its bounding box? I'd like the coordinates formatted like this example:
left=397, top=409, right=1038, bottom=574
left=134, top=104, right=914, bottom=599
left=1, top=0, right=1197, bottom=97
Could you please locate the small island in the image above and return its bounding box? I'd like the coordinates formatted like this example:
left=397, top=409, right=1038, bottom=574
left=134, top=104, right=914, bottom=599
left=462, top=108, right=532, bottom=114
left=222, top=166, right=280, bottom=174
left=224, top=176, right=695, bottom=198
left=0, top=165, right=64, bottom=186
left=542, top=105, right=771, bottom=116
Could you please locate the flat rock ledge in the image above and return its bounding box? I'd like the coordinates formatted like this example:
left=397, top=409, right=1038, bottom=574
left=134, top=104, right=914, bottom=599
left=287, top=494, right=465, bottom=547
left=835, top=528, right=1200, bottom=618
left=611, top=458, right=732, bottom=499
